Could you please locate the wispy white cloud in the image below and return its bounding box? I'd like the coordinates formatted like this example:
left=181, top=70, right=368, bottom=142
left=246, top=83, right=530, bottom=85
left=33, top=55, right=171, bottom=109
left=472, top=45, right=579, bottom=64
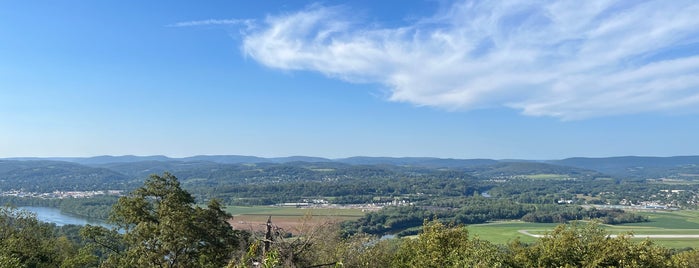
left=240, top=1, right=699, bottom=119
left=169, top=18, right=252, bottom=27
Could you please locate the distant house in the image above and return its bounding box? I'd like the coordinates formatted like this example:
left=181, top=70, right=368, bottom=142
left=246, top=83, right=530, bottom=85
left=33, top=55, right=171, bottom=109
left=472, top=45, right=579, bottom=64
left=557, top=199, right=574, bottom=204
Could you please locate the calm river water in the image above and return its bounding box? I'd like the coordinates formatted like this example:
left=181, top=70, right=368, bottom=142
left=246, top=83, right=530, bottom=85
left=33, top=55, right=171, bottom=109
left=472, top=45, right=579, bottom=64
left=20, top=206, right=110, bottom=227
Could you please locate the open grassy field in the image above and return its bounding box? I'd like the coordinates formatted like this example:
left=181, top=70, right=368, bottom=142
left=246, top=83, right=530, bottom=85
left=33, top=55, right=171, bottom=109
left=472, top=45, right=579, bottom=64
left=224, top=206, right=699, bottom=248
left=468, top=210, right=699, bottom=248
left=467, top=222, right=559, bottom=244
left=624, top=210, right=699, bottom=229
left=225, top=205, right=365, bottom=234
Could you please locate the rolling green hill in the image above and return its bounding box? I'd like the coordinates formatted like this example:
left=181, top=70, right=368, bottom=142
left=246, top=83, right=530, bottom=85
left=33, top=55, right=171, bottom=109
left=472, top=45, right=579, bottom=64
left=466, top=162, right=603, bottom=180
left=553, top=156, right=699, bottom=179
left=0, top=160, right=134, bottom=191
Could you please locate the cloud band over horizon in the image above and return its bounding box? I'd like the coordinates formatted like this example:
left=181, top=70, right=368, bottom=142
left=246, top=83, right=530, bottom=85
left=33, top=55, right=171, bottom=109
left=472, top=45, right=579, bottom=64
left=237, top=0, right=699, bottom=120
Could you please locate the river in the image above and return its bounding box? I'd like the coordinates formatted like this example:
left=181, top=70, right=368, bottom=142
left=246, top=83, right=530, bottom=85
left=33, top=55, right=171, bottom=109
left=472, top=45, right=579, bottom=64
left=20, top=206, right=110, bottom=227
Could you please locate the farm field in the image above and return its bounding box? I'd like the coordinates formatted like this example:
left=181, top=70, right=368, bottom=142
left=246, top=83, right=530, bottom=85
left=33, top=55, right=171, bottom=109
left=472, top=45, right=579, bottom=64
left=467, top=222, right=559, bottom=244
left=224, top=206, right=699, bottom=248
left=468, top=210, right=699, bottom=248
left=225, top=206, right=365, bottom=234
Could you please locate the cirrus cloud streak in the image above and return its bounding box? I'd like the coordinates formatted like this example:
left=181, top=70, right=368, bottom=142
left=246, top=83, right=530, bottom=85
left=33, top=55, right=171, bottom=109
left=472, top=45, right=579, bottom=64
left=241, top=1, right=699, bottom=119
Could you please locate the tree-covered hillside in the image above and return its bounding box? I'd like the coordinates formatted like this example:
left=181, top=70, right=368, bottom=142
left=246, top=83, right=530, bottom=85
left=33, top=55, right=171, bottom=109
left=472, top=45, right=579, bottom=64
left=0, top=160, right=133, bottom=192
left=554, top=156, right=699, bottom=179
left=7, top=154, right=699, bottom=180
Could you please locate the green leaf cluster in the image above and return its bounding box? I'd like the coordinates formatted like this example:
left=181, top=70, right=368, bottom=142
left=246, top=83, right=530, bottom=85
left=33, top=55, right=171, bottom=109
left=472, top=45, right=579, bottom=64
left=99, top=172, right=245, bottom=267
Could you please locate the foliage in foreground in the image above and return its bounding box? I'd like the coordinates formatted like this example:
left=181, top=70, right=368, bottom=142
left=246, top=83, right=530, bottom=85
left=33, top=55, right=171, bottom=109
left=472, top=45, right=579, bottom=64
left=235, top=219, right=699, bottom=268
left=507, top=223, right=672, bottom=268
left=0, top=207, right=97, bottom=267
left=392, top=220, right=505, bottom=267
left=92, top=172, right=247, bottom=267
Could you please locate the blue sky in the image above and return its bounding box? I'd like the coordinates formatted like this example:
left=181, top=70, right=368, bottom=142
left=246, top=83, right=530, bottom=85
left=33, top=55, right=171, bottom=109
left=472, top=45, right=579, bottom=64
left=1, top=0, right=698, bottom=159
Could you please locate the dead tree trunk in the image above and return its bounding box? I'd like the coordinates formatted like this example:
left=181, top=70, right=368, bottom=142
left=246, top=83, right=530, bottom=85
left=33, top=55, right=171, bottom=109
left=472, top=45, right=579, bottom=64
left=264, top=216, right=273, bottom=254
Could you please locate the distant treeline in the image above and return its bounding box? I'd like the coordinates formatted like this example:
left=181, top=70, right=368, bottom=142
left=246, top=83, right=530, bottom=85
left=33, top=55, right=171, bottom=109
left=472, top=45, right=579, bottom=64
left=196, top=175, right=482, bottom=206
left=342, top=197, right=647, bottom=236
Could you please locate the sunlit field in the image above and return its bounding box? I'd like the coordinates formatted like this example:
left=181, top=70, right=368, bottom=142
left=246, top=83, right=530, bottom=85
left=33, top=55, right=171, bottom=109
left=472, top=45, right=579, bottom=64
left=468, top=210, right=699, bottom=248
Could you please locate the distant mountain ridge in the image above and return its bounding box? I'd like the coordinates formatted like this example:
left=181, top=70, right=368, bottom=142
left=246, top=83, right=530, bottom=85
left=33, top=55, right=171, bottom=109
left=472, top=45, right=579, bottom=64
left=467, top=162, right=604, bottom=179
left=336, top=157, right=497, bottom=168
left=6, top=155, right=498, bottom=167
left=7, top=155, right=173, bottom=165
left=182, top=155, right=333, bottom=164
left=4, top=155, right=699, bottom=181
left=551, top=156, right=699, bottom=179
left=0, top=160, right=133, bottom=191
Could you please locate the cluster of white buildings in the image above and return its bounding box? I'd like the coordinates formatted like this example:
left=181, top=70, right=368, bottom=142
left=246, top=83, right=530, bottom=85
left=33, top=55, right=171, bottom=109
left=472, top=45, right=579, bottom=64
left=273, top=198, right=413, bottom=212
left=1, top=190, right=123, bottom=199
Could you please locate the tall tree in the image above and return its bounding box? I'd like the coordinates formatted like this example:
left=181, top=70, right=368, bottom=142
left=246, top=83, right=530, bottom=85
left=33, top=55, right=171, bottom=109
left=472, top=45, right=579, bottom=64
left=104, top=172, right=243, bottom=267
